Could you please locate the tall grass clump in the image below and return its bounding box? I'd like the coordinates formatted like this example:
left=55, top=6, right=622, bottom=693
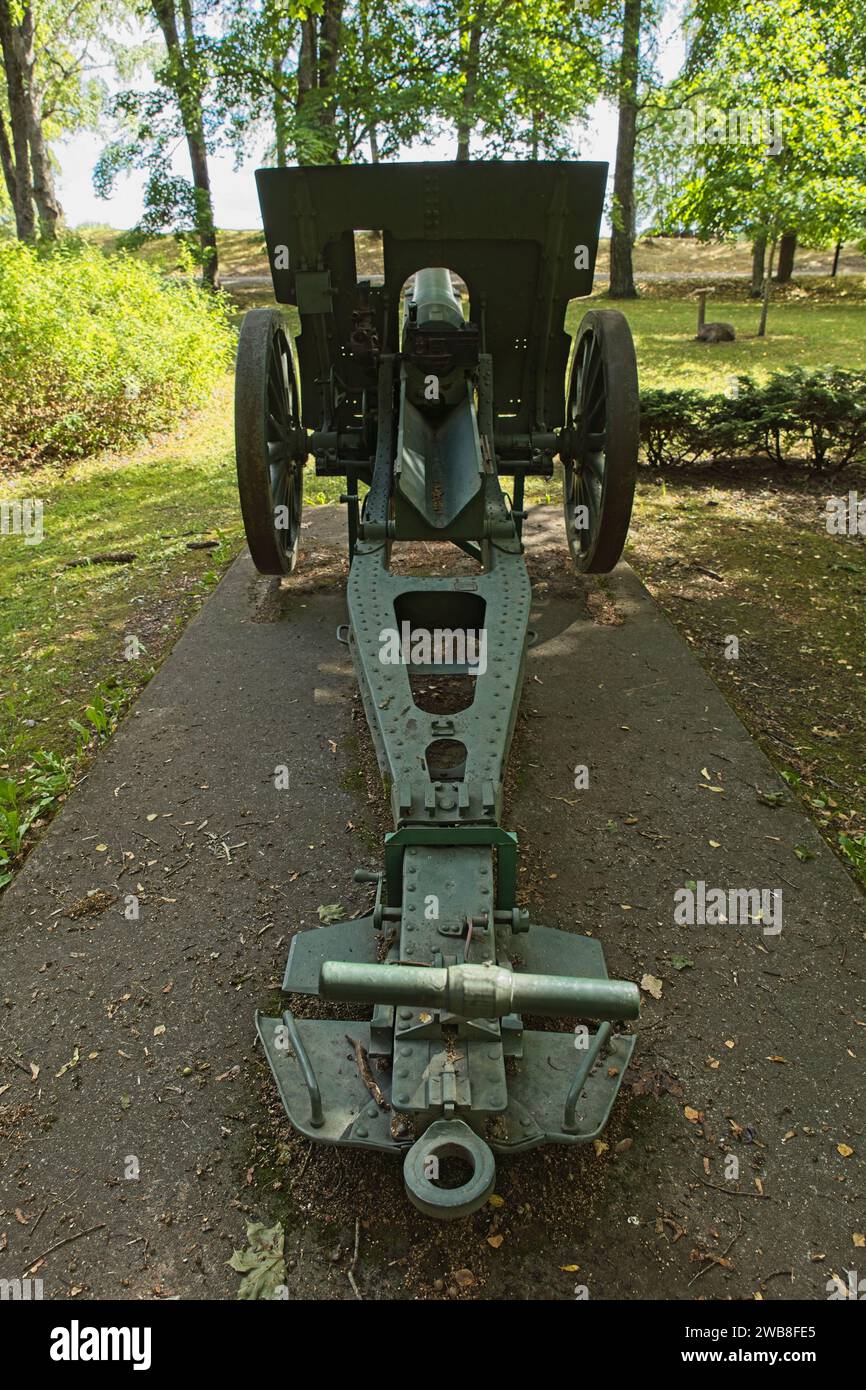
left=0, top=239, right=233, bottom=468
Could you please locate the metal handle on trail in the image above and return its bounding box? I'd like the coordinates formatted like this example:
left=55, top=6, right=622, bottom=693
left=319, top=960, right=640, bottom=1021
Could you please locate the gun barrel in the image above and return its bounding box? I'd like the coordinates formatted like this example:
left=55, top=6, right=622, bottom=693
left=409, top=267, right=464, bottom=331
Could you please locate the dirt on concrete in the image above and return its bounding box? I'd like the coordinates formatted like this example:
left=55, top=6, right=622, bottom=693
left=0, top=506, right=863, bottom=1301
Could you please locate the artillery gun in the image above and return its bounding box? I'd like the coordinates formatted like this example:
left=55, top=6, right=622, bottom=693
left=236, top=161, right=641, bottom=1218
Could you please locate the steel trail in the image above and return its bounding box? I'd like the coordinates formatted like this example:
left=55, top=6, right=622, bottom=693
left=237, top=162, right=641, bottom=1217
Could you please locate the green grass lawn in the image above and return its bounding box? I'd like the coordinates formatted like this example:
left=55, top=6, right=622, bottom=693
left=0, top=382, right=243, bottom=882
left=568, top=290, right=866, bottom=390
left=79, top=226, right=269, bottom=278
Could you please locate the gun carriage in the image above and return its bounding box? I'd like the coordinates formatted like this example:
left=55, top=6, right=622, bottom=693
left=235, top=161, right=641, bottom=1218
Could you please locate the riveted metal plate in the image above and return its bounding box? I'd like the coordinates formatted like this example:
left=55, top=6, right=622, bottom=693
left=257, top=1013, right=405, bottom=1152
left=505, top=924, right=609, bottom=981
left=486, top=1031, right=637, bottom=1151
left=391, top=1034, right=508, bottom=1122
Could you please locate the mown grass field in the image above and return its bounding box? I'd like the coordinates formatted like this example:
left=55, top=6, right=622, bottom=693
left=601, top=293, right=866, bottom=389
left=1, top=239, right=864, bottom=890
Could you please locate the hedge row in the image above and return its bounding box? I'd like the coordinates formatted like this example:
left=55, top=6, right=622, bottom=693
left=0, top=239, right=233, bottom=468
left=639, top=369, right=866, bottom=470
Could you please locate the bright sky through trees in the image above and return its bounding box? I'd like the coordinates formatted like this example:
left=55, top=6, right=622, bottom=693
left=55, top=3, right=687, bottom=230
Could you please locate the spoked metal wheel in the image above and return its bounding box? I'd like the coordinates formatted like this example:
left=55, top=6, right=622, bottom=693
left=560, top=309, right=639, bottom=574
left=235, top=309, right=306, bottom=575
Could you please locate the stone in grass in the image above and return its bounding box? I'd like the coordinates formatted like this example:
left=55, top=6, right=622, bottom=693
left=696, top=322, right=736, bottom=343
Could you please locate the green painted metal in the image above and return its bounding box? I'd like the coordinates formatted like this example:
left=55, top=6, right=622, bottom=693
left=255, top=160, right=607, bottom=438
left=403, top=1120, right=496, bottom=1219
left=248, top=160, right=640, bottom=1219
left=382, top=827, right=518, bottom=910
left=320, top=961, right=641, bottom=1021
left=409, top=266, right=465, bottom=330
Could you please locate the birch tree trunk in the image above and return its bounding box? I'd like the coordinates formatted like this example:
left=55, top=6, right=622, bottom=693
left=749, top=235, right=766, bottom=297
left=758, top=237, right=777, bottom=337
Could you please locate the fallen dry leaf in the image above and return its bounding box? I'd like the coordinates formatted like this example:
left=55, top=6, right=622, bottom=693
left=55, top=1047, right=80, bottom=1079
left=228, top=1221, right=286, bottom=1299
left=640, top=973, right=663, bottom=1000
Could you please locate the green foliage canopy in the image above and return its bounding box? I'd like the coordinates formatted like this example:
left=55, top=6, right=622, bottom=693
left=649, top=0, right=866, bottom=248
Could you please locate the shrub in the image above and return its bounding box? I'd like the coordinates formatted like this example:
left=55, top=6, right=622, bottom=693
left=639, top=367, right=866, bottom=470
left=783, top=367, right=866, bottom=470
left=639, top=388, right=709, bottom=467
left=0, top=239, right=233, bottom=468
left=709, top=374, right=802, bottom=467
